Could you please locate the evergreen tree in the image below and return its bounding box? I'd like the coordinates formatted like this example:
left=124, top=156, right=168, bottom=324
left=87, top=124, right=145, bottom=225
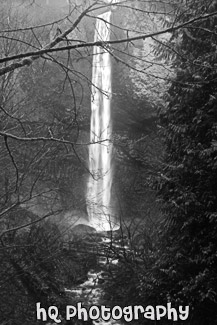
left=155, top=1, right=217, bottom=323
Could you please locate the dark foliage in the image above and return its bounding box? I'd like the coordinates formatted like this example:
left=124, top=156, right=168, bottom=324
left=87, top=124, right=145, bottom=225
left=151, top=1, right=217, bottom=323
left=0, top=211, right=97, bottom=325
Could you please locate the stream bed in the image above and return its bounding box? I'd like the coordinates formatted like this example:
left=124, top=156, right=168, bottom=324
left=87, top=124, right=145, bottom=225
left=63, top=233, right=127, bottom=325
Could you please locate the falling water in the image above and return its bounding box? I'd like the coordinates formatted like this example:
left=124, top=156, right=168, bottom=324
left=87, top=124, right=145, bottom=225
left=87, top=11, right=118, bottom=232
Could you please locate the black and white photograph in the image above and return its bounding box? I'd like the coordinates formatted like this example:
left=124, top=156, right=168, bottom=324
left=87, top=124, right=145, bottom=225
left=0, top=0, right=216, bottom=324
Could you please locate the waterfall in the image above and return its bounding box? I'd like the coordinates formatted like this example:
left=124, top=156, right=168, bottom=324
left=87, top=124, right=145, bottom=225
left=87, top=11, right=118, bottom=232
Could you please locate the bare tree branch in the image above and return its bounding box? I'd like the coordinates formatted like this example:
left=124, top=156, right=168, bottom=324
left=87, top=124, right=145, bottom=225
left=0, top=188, right=58, bottom=219
left=4, top=135, right=19, bottom=192
left=0, top=8, right=76, bottom=33
left=0, top=209, right=62, bottom=239
left=0, top=1, right=97, bottom=75
left=0, top=9, right=217, bottom=76
left=0, top=131, right=110, bottom=146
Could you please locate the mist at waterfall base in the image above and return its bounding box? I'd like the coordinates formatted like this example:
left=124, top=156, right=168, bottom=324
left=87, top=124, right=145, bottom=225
left=86, top=11, right=119, bottom=232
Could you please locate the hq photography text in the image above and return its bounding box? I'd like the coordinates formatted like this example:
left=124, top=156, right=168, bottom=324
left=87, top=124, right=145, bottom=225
left=36, top=302, right=190, bottom=323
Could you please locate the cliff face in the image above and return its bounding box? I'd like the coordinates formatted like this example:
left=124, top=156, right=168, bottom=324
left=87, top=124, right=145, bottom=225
left=109, top=5, right=171, bottom=138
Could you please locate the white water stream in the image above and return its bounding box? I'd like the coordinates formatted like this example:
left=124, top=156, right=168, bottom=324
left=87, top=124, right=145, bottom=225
left=65, top=235, right=125, bottom=325
left=87, top=11, right=118, bottom=232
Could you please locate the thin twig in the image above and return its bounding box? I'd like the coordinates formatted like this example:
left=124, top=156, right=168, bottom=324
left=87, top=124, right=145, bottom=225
left=4, top=135, right=19, bottom=192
